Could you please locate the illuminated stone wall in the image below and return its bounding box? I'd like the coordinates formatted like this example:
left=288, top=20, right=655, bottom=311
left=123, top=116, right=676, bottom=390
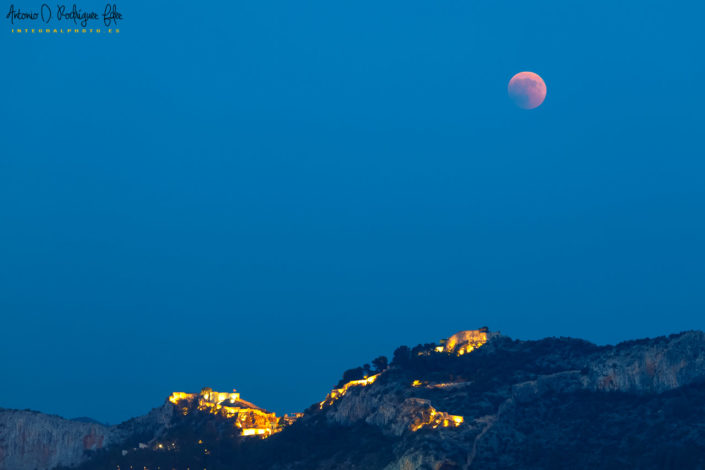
left=407, top=401, right=464, bottom=432
left=319, top=374, right=380, bottom=409
left=168, top=388, right=292, bottom=438
left=439, top=328, right=498, bottom=356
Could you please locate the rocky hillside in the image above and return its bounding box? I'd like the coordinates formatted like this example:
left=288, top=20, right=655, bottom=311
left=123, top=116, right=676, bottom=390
left=0, top=409, right=118, bottom=470
left=0, top=400, right=173, bottom=470
left=4, top=329, right=705, bottom=470
left=313, top=330, right=705, bottom=470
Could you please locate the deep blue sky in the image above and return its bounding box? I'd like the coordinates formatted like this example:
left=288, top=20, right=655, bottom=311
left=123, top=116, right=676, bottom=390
left=1, top=0, right=704, bottom=424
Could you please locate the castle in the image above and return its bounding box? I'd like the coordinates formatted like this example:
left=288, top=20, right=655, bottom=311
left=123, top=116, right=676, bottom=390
left=167, top=329, right=496, bottom=438
left=168, top=387, right=295, bottom=438
left=436, top=327, right=500, bottom=355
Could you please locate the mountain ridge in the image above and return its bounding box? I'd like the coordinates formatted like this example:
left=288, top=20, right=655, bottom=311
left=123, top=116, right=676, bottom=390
left=2, top=329, right=705, bottom=470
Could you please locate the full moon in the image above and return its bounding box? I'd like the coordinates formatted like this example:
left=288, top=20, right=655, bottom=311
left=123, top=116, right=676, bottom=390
left=508, top=71, right=547, bottom=109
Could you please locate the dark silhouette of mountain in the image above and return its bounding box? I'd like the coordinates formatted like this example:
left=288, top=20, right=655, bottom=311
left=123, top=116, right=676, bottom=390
left=3, top=329, right=705, bottom=470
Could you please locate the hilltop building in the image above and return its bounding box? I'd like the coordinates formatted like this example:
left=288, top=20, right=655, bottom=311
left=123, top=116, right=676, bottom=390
left=437, top=328, right=500, bottom=355
left=168, top=387, right=298, bottom=438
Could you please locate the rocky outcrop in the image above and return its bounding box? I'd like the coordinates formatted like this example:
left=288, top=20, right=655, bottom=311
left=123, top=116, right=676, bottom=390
left=314, top=330, right=705, bottom=470
left=0, top=409, right=118, bottom=470
left=0, top=401, right=175, bottom=470
left=326, top=383, right=464, bottom=437
left=587, top=330, right=705, bottom=393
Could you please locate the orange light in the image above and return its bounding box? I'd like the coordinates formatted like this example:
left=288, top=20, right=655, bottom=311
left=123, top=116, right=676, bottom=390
left=168, top=388, right=295, bottom=439
left=319, top=374, right=380, bottom=409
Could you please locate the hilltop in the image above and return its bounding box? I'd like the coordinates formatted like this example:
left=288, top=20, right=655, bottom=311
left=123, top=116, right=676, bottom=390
left=3, top=328, right=705, bottom=470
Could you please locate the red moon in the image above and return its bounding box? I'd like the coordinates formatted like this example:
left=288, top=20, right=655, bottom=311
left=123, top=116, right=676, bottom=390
left=508, top=72, right=547, bottom=109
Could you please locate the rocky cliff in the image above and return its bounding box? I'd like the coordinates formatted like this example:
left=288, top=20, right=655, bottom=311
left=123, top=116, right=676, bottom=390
left=0, top=409, right=118, bottom=470
left=4, top=329, right=705, bottom=470
left=313, top=330, right=705, bottom=470
left=0, top=400, right=174, bottom=470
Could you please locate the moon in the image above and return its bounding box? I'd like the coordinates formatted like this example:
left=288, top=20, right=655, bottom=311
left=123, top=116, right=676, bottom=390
left=508, top=72, right=547, bottom=109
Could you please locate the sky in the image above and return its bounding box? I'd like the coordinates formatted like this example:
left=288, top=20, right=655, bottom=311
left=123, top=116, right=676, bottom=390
left=1, top=0, right=704, bottom=424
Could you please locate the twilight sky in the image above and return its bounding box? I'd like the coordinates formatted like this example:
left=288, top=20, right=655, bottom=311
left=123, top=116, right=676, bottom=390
left=1, top=0, right=704, bottom=424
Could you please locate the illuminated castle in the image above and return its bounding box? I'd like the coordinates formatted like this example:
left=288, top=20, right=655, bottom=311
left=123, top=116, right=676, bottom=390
left=436, top=327, right=500, bottom=355
left=167, top=329, right=496, bottom=440
left=168, top=387, right=294, bottom=438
